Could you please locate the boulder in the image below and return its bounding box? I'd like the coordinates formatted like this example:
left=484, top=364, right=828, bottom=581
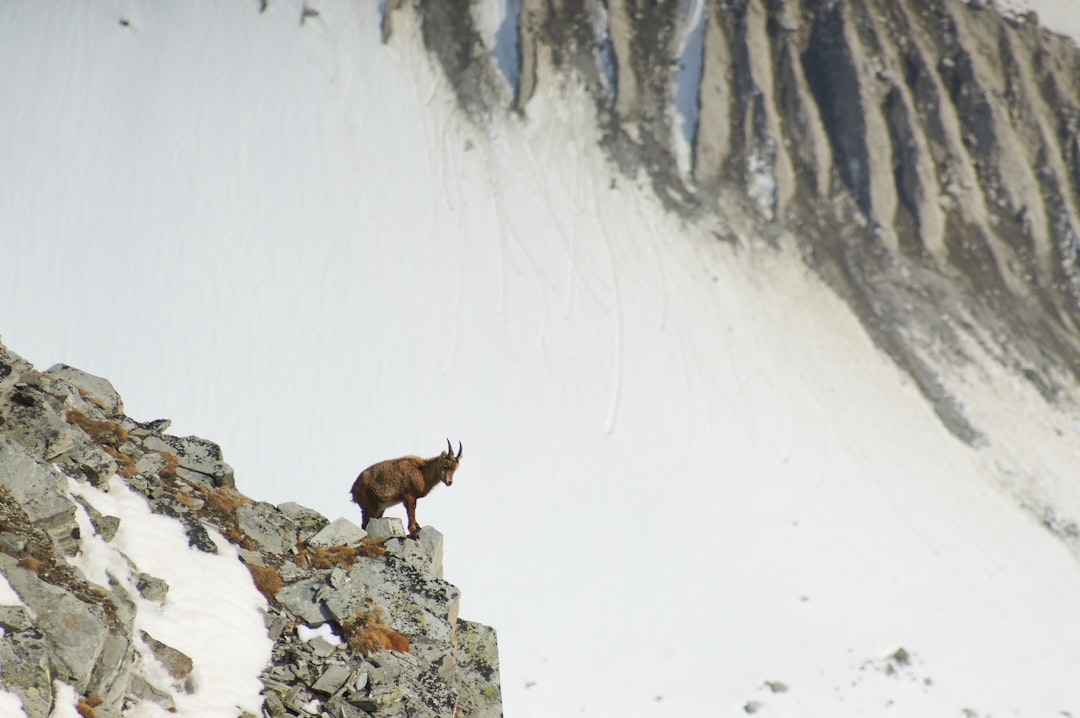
left=45, top=364, right=124, bottom=415
left=0, top=436, right=80, bottom=554
left=0, top=556, right=113, bottom=694
left=141, top=434, right=234, bottom=487
left=135, top=573, right=169, bottom=603
left=365, top=517, right=406, bottom=541
left=236, top=502, right=299, bottom=555
left=308, top=517, right=367, bottom=548
left=140, top=630, right=195, bottom=692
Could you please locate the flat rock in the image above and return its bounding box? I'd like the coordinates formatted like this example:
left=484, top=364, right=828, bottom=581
left=311, top=664, right=353, bottom=695
left=308, top=517, right=366, bottom=548
left=364, top=517, right=405, bottom=541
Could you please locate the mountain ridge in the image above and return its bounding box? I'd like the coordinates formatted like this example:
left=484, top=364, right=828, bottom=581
left=397, top=0, right=1080, bottom=449
left=0, top=341, right=502, bottom=718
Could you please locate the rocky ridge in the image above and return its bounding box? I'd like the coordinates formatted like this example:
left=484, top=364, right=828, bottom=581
left=403, top=0, right=1080, bottom=444
left=0, top=340, right=501, bottom=718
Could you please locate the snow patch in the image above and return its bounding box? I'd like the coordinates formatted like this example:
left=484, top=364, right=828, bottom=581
left=0, top=690, right=28, bottom=718
left=66, top=476, right=272, bottom=718
left=298, top=622, right=343, bottom=645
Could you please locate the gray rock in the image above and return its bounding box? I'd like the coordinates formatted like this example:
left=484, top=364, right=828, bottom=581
left=365, top=517, right=406, bottom=541
left=134, top=450, right=168, bottom=477
left=277, top=560, right=307, bottom=582
left=283, top=684, right=315, bottom=713
left=328, top=566, right=347, bottom=589
left=85, top=629, right=135, bottom=707
left=262, top=689, right=287, bottom=716
left=140, top=630, right=194, bottom=692
left=73, top=494, right=121, bottom=542
left=278, top=501, right=329, bottom=525
left=308, top=517, right=367, bottom=548
left=0, top=605, right=34, bottom=631
left=0, top=435, right=80, bottom=553
left=45, top=364, right=124, bottom=414
left=311, top=664, right=353, bottom=695
left=148, top=498, right=218, bottom=554
left=128, top=418, right=172, bottom=437
left=236, top=502, right=299, bottom=556
left=385, top=527, right=445, bottom=579
left=0, top=381, right=81, bottom=462
left=0, top=344, right=33, bottom=393
left=277, top=575, right=333, bottom=626
left=141, top=434, right=235, bottom=487
left=454, top=620, right=503, bottom=718
left=58, top=442, right=119, bottom=488
left=324, top=698, right=372, bottom=718
left=0, top=627, right=53, bottom=718
left=129, top=673, right=177, bottom=712
left=308, top=636, right=338, bottom=658
left=322, top=556, right=461, bottom=669
left=0, top=531, right=27, bottom=554
left=1, top=556, right=111, bottom=693
left=135, top=573, right=169, bottom=603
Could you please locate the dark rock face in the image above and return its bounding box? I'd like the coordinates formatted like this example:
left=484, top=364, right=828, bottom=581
left=392, top=0, right=1080, bottom=449
left=0, top=342, right=502, bottom=718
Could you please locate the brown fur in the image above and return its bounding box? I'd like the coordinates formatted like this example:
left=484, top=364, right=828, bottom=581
left=350, top=439, right=462, bottom=536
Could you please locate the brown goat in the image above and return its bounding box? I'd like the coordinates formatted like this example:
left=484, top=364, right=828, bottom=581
left=350, top=439, right=462, bottom=536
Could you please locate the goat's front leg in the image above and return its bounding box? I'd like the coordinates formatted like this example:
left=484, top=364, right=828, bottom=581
left=403, top=495, right=420, bottom=536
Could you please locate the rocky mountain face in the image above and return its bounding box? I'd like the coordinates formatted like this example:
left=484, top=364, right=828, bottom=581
left=0, top=341, right=501, bottom=718
left=398, top=0, right=1080, bottom=448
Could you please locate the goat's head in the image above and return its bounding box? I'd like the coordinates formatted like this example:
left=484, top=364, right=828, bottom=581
left=438, top=438, right=463, bottom=486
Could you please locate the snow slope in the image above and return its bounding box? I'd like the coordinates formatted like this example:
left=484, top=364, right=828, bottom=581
left=2, top=1, right=1080, bottom=715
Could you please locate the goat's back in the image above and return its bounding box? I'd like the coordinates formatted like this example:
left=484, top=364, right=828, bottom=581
left=351, top=455, right=425, bottom=501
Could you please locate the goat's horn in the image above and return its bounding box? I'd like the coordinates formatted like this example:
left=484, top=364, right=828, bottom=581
left=446, top=437, right=453, bottom=456
left=456, top=441, right=463, bottom=459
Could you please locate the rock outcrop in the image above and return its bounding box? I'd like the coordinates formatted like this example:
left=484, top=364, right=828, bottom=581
left=0, top=341, right=501, bottom=718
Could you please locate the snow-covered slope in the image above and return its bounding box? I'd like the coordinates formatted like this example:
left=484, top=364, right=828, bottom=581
left=3, top=1, right=1080, bottom=715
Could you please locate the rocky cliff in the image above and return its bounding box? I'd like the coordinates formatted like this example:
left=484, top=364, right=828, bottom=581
left=0, top=341, right=501, bottom=718
left=396, top=0, right=1080, bottom=448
